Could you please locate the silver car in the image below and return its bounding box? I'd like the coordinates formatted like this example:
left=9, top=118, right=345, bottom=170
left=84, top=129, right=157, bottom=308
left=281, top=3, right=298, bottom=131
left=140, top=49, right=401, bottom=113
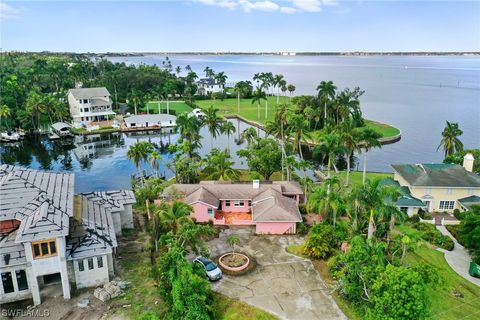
left=193, top=256, right=222, bottom=281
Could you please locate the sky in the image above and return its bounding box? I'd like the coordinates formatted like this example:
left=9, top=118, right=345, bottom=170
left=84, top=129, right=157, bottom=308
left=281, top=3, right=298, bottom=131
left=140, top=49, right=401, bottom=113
left=1, top=0, right=479, bottom=52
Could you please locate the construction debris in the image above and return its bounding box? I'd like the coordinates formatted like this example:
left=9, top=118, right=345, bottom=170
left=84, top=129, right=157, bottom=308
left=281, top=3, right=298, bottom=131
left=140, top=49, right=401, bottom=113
left=93, top=281, right=125, bottom=302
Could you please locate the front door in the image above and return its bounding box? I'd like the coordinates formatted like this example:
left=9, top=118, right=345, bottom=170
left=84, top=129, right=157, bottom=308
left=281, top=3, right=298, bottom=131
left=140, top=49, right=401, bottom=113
left=423, top=200, right=432, bottom=212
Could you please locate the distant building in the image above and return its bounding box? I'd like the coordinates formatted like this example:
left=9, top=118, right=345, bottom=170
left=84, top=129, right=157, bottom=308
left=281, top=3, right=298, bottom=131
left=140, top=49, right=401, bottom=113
left=390, top=153, right=480, bottom=214
left=0, top=165, right=135, bottom=305
left=123, top=114, right=176, bottom=129
left=67, top=87, right=115, bottom=127
left=196, top=78, right=224, bottom=96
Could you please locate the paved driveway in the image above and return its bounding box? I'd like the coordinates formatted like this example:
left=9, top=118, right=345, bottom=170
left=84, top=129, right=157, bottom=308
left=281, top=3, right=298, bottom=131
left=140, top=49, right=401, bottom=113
left=208, top=230, right=347, bottom=320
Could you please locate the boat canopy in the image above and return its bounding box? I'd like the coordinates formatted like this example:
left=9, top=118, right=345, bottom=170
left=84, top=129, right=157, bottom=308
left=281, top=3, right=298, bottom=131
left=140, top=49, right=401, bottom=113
left=52, top=122, right=72, bottom=132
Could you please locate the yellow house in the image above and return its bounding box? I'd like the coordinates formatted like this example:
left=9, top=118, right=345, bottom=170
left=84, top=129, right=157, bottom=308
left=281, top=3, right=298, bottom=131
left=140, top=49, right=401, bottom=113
left=391, top=153, right=480, bottom=213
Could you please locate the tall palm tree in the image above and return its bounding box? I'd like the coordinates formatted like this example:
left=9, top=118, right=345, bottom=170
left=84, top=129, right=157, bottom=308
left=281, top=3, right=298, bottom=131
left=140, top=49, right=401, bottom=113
left=149, top=150, right=162, bottom=177
left=287, top=112, right=312, bottom=160
left=359, top=128, right=382, bottom=185
left=273, top=74, right=284, bottom=104
left=287, top=84, right=296, bottom=99
left=251, top=87, right=266, bottom=120
left=276, top=104, right=290, bottom=180
left=203, top=66, right=213, bottom=78
left=437, top=121, right=464, bottom=157
left=203, top=148, right=240, bottom=181
left=315, top=131, right=344, bottom=178
left=316, top=80, right=337, bottom=121
left=0, top=104, right=11, bottom=129
left=340, top=119, right=361, bottom=187
left=176, top=113, right=203, bottom=151
left=241, top=127, right=258, bottom=146
left=25, top=90, right=46, bottom=130
left=175, top=66, right=182, bottom=76
left=127, top=141, right=154, bottom=185
left=204, top=106, right=222, bottom=149
left=220, top=121, right=236, bottom=153
left=214, top=72, right=228, bottom=92
left=155, top=201, right=192, bottom=235
left=284, top=155, right=297, bottom=181
left=308, top=176, right=344, bottom=226
left=162, top=80, right=177, bottom=114
left=297, top=159, right=312, bottom=202
left=279, top=80, right=288, bottom=103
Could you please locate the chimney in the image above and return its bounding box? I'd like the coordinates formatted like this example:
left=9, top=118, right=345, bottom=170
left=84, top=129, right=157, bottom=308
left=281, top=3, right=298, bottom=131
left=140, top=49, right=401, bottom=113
left=252, top=179, right=260, bottom=189
left=463, top=153, right=474, bottom=172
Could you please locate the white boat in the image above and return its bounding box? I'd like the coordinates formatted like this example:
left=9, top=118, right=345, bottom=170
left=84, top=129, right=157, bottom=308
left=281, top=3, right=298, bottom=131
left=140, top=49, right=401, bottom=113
left=0, top=132, right=21, bottom=142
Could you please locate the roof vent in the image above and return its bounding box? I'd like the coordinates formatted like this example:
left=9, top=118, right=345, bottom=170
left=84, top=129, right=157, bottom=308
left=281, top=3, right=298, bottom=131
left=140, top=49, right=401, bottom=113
left=252, top=180, right=260, bottom=189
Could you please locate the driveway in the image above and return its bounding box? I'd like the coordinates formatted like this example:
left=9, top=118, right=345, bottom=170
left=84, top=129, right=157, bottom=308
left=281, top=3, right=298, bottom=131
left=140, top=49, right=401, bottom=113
left=437, top=226, right=480, bottom=287
left=208, top=229, right=347, bottom=320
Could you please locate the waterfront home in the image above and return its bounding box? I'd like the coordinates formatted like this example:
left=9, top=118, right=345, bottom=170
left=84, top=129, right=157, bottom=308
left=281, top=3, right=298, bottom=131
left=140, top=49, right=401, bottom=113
left=67, top=87, right=116, bottom=127
left=196, top=78, right=224, bottom=96
left=162, top=180, right=303, bottom=234
left=391, top=153, right=480, bottom=214
left=0, top=165, right=135, bottom=305
left=123, top=114, right=176, bottom=130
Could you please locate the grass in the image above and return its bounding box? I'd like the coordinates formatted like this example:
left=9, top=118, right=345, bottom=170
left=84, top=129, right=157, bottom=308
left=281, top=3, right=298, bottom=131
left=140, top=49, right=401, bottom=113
left=212, top=293, right=277, bottom=320
left=144, top=101, right=193, bottom=115
left=194, top=97, right=400, bottom=139
left=326, top=171, right=393, bottom=188
left=396, top=224, right=425, bottom=241
left=406, top=246, right=480, bottom=320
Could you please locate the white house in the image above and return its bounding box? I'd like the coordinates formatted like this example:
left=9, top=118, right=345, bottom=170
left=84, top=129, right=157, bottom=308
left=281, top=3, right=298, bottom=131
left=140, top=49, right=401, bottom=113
left=123, top=114, right=176, bottom=129
left=0, top=165, right=135, bottom=305
left=196, top=78, right=224, bottom=96
left=67, top=87, right=115, bottom=127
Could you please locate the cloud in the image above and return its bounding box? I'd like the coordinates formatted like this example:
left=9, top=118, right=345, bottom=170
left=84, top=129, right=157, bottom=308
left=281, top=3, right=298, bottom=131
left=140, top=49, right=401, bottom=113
left=0, top=3, right=23, bottom=20
left=193, top=0, right=338, bottom=14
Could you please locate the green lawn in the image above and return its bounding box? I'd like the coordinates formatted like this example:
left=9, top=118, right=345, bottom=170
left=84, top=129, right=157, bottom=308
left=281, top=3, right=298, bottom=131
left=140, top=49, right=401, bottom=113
left=406, top=246, right=480, bottom=320
left=143, top=101, right=193, bottom=115
left=212, top=293, right=277, bottom=320
left=194, top=97, right=400, bottom=139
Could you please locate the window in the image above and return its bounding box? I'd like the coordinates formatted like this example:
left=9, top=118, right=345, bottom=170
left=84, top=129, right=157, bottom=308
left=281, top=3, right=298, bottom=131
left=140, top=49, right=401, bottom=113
left=78, top=260, right=85, bottom=272
left=225, top=200, right=231, bottom=207
left=439, top=201, right=455, bottom=210
left=248, top=200, right=252, bottom=206
left=207, top=208, right=214, bottom=215
left=97, top=256, right=103, bottom=268
left=400, top=207, right=408, bottom=214
left=15, top=270, right=28, bottom=291
left=84, top=108, right=89, bottom=112
left=83, top=99, right=88, bottom=103
left=32, top=240, right=57, bottom=259
left=88, top=258, right=94, bottom=270
left=1, top=272, right=14, bottom=293
left=234, top=200, right=244, bottom=207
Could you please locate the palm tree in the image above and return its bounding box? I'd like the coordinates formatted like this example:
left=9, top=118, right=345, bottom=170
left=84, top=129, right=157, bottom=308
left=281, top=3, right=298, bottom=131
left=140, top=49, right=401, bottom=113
left=175, top=66, right=182, bottom=76
left=128, top=90, right=142, bottom=115
left=340, top=120, right=361, bottom=187
left=233, top=81, right=253, bottom=114
left=127, top=141, right=154, bottom=185
left=176, top=113, right=203, bottom=151
left=203, top=148, right=240, bottom=181
left=162, top=80, right=177, bottom=114
left=204, top=106, right=222, bottom=149
left=308, top=176, right=344, bottom=226
left=203, top=66, right=213, bottom=78
left=276, top=104, right=289, bottom=180
left=220, top=121, right=236, bottom=153
left=214, top=72, right=228, bottom=92
left=316, top=81, right=337, bottom=121
left=284, top=155, right=297, bottom=181
left=315, top=131, right=343, bottom=178
left=287, top=112, right=312, bottom=160
left=297, top=159, right=312, bottom=202
left=359, top=128, right=382, bottom=185
left=251, top=87, right=266, bottom=120
left=273, top=74, right=284, bottom=104
left=437, top=121, right=464, bottom=157
left=241, top=127, right=258, bottom=146
left=25, top=90, right=46, bottom=130
left=0, top=104, right=11, bottom=129
left=155, top=201, right=192, bottom=235
left=287, top=84, right=296, bottom=99
left=149, top=150, right=162, bottom=177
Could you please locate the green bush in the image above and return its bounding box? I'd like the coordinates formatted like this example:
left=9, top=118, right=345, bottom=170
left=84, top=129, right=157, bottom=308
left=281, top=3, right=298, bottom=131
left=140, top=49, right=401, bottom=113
left=453, top=209, right=465, bottom=220
left=411, top=222, right=455, bottom=251
left=407, top=214, right=420, bottom=224
left=303, top=223, right=338, bottom=259
left=296, top=222, right=309, bottom=235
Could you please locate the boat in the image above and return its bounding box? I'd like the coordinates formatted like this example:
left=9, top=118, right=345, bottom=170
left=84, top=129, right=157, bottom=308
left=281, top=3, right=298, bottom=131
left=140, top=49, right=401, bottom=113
left=51, top=122, right=73, bottom=137
left=0, top=132, right=22, bottom=142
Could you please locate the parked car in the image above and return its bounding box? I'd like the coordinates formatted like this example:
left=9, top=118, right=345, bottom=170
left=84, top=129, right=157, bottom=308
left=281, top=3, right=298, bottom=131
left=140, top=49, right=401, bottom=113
left=189, top=108, right=206, bottom=119
left=193, top=256, right=222, bottom=281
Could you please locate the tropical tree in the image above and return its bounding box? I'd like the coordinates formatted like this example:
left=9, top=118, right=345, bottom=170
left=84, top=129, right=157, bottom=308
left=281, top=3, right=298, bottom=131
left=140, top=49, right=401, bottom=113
left=273, top=74, right=284, bottom=104
left=162, top=79, right=177, bottom=114
left=203, top=66, right=214, bottom=78
left=149, top=150, right=162, bottom=177
left=437, top=121, right=464, bottom=157
left=227, top=235, right=240, bottom=258
left=203, top=148, right=240, bottom=181
left=340, top=120, right=361, bottom=187
left=317, top=80, right=337, bottom=121
left=308, top=176, right=344, bottom=226
left=315, top=131, right=343, bottom=178
left=214, top=71, right=228, bottom=93
left=25, top=89, right=46, bottom=130
left=359, top=128, right=382, bottom=185
left=155, top=201, right=193, bottom=235
left=233, top=80, right=253, bottom=113
left=127, top=141, right=154, bottom=184
left=251, top=87, right=266, bottom=120
left=0, top=104, right=11, bottom=129
left=203, top=106, right=222, bottom=149
left=237, top=138, right=282, bottom=180
left=220, top=121, right=236, bottom=153
left=240, top=127, right=258, bottom=146
left=287, top=112, right=312, bottom=160
left=287, top=84, right=296, bottom=99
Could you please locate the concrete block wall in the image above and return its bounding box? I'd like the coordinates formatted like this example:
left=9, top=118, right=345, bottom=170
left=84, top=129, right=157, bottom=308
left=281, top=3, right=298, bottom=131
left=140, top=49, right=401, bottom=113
left=73, top=255, right=110, bottom=289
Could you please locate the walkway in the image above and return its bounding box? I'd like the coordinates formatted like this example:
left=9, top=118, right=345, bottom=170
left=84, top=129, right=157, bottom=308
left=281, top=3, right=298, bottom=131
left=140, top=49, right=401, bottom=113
left=208, top=231, right=347, bottom=320
left=436, top=225, right=480, bottom=287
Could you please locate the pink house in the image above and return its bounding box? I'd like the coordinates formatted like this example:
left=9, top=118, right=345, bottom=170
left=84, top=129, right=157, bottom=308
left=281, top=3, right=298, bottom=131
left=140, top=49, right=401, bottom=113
left=162, top=180, right=303, bottom=235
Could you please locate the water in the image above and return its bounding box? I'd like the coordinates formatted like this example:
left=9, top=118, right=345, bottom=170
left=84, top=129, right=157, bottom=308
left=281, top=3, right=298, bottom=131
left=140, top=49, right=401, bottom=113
left=0, top=119, right=266, bottom=193
left=1, top=55, right=479, bottom=192
left=110, top=54, right=480, bottom=170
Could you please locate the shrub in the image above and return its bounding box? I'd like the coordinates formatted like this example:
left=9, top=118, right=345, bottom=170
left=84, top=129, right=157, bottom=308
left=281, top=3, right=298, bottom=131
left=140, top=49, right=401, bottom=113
left=411, top=222, right=454, bottom=251
left=296, top=222, right=309, bottom=235
left=407, top=214, right=420, bottom=223
left=303, top=223, right=338, bottom=259
left=459, top=211, right=480, bottom=264
left=298, top=203, right=307, bottom=215
left=453, top=209, right=465, bottom=220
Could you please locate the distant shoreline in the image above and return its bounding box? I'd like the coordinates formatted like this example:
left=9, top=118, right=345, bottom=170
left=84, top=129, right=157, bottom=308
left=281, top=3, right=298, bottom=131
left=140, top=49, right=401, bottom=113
left=2, top=51, right=479, bottom=57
